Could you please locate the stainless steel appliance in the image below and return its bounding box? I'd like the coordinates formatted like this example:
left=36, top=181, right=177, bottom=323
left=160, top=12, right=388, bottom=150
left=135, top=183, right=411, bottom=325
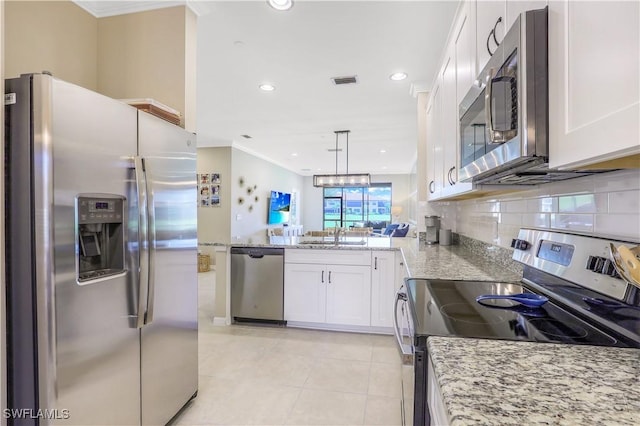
left=5, top=73, right=198, bottom=425
left=424, top=216, right=440, bottom=245
left=230, top=247, right=285, bottom=324
left=394, top=229, right=640, bottom=425
left=458, top=8, right=612, bottom=185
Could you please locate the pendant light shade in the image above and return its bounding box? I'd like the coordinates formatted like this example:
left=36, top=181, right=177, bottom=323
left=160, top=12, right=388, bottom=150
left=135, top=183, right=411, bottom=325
left=313, top=130, right=371, bottom=188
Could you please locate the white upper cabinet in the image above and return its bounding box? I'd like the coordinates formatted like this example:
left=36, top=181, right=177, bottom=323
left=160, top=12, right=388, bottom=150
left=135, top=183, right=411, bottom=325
left=506, top=1, right=548, bottom=28
left=455, top=2, right=476, bottom=107
left=426, top=83, right=443, bottom=200
left=441, top=46, right=457, bottom=191
left=427, top=1, right=476, bottom=200
left=475, top=1, right=507, bottom=74
left=548, top=0, right=640, bottom=169
left=476, top=1, right=547, bottom=75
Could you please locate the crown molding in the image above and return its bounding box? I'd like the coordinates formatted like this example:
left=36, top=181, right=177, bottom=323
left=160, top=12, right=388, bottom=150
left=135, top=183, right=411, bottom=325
left=73, top=1, right=209, bottom=18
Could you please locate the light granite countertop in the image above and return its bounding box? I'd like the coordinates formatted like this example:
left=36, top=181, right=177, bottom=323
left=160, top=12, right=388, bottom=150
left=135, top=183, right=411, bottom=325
left=206, top=235, right=523, bottom=282
left=428, top=336, right=640, bottom=426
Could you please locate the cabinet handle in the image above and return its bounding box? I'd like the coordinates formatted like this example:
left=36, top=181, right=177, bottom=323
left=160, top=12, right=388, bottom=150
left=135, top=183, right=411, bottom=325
left=328, top=270, right=332, bottom=283
left=429, top=180, right=435, bottom=194
left=321, top=270, right=324, bottom=283
left=449, top=166, right=456, bottom=185
left=374, top=257, right=378, bottom=270
left=492, top=17, right=502, bottom=46
left=486, top=29, right=495, bottom=56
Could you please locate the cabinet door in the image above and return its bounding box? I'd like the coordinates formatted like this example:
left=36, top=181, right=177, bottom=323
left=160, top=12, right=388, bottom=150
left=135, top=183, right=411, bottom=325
left=427, top=83, right=443, bottom=200
left=476, top=1, right=506, bottom=73
left=284, top=263, right=326, bottom=323
left=427, top=357, right=451, bottom=426
left=325, top=265, right=371, bottom=326
left=370, top=251, right=397, bottom=328
left=455, top=2, right=476, bottom=107
left=442, top=44, right=457, bottom=191
left=549, top=0, right=640, bottom=169
left=506, top=0, right=547, bottom=28
left=426, top=97, right=436, bottom=200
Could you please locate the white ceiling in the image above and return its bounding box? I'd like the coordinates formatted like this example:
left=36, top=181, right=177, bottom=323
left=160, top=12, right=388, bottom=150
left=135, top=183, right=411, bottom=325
left=76, top=1, right=460, bottom=176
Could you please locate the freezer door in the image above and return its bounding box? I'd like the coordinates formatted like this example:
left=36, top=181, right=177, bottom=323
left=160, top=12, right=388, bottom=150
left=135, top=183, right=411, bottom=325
left=5, top=74, right=141, bottom=424
left=138, top=111, right=198, bottom=425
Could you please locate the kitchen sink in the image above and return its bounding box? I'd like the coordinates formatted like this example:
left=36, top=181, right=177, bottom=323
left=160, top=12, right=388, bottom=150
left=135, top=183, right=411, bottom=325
left=299, top=240, right=367, bottom=246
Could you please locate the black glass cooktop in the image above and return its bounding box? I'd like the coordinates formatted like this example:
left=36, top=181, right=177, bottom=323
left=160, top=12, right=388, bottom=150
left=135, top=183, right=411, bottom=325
left=406, top=278, right=639, bottom=348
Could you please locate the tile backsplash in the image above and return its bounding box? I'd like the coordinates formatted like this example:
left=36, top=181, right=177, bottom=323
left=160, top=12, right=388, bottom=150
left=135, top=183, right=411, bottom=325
left=423, top=169, right=640, bottom=248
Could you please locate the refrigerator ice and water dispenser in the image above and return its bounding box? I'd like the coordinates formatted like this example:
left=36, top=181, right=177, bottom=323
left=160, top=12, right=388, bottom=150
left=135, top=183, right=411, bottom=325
left=76, top=195, right=125, bottom=282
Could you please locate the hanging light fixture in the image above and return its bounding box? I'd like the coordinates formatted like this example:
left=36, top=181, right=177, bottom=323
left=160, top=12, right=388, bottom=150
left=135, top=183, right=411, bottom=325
left=313, top=130, right=371, bottom=187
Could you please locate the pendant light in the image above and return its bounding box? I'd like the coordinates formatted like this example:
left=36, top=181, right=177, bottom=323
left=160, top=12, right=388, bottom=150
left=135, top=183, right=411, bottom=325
left=313, top=130, right=371, bottom=187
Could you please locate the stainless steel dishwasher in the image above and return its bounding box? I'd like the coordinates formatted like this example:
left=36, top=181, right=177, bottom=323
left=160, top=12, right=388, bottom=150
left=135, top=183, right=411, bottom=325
left=230, top=247, right=285, bottom=324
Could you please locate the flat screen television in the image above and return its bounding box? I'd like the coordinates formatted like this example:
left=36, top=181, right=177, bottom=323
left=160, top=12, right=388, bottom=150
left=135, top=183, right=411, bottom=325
left=268, top=191, right=291, bottom=225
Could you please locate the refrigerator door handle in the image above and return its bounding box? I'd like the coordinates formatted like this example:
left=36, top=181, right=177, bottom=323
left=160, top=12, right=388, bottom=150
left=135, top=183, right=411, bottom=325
left=134, top=156, right=150, bottom=328
left=145, top=160, right=157, bottom=325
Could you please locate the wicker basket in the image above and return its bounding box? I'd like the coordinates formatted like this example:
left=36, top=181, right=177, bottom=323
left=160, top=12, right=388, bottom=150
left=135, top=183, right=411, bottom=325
left=197, top=254, right=211, bottom=273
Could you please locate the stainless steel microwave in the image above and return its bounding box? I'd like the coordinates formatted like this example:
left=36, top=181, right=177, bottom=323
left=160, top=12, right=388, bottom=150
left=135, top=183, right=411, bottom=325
left=458, top=8, right=551, bottom=185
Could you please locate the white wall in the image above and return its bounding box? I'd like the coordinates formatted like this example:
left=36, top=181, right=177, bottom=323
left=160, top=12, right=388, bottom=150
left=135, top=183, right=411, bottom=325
left=198, top=147, right=306, bottom=244
left=422, top=169, right=640, bottom=247
left=197, top=147, right=232, bottom=244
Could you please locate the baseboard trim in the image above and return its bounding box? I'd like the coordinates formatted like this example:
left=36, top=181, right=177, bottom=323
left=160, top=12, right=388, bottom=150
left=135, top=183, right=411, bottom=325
left=212, top=316, right=228, bottom=326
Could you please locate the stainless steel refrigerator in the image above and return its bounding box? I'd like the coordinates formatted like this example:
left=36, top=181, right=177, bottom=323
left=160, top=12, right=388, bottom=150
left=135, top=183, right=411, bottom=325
left=4, top=73, right=198, bottom=425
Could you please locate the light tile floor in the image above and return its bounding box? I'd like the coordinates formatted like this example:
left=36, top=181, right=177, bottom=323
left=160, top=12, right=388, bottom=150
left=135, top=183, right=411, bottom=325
left=171, top=270, right=402, bottom=426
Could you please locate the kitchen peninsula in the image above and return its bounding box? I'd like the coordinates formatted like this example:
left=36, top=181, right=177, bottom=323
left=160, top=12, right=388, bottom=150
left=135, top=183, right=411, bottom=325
left=203, top=234, right=523, bottom=330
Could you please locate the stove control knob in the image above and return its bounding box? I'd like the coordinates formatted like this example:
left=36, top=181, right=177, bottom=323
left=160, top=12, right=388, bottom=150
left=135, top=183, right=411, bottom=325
left=586, top=255, right=600, bottom=271
left=602, top=259, right=618, bottom=277
left=511, top=239, right=530, bottom=250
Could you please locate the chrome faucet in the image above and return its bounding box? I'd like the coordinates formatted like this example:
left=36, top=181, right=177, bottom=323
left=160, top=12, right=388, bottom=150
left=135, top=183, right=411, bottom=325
left=334, top=227, right=343, bottom=245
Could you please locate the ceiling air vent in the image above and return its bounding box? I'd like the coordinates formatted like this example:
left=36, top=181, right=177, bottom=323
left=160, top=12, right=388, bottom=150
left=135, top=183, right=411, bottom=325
left=331, top=75, right=358, bottom=85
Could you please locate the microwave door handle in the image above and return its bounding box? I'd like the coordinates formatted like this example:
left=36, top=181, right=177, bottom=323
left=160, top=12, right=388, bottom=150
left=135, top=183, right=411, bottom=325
left=485, top=69, right=507, bottom=144
left=485, top=69, right=497, bottom=143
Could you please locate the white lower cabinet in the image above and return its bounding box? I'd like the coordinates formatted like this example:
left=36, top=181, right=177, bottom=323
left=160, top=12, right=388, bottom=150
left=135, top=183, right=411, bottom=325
left=284, top=249, right=372, bottom=327
left=428, top=356, right=450, bottom=426
left=283, top=263, right=326, bottom=323
left=325, top=264, right=371, bottom=326
left=370, top=251, right=398, bottom=328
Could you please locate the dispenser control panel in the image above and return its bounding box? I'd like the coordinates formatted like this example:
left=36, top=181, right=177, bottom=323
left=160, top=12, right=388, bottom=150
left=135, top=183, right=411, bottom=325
left=78, top=198, right=124, bottom=224
left=76, top=195, right=126, bottom=283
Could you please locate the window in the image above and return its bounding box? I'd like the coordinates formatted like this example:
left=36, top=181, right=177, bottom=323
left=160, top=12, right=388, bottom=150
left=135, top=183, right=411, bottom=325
left=322, top=184, right=392, bottom=229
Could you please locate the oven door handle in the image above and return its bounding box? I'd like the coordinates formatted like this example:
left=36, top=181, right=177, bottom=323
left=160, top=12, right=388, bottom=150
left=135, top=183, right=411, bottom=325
left=393, top=286, right=414, bottom=365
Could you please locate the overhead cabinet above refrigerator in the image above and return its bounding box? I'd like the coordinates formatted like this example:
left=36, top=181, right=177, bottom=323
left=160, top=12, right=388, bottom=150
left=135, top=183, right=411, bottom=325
left=4, top=73, right=198, bottom=425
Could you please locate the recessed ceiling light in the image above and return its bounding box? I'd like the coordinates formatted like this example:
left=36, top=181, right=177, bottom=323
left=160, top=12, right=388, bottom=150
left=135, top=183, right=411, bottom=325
left=259, top=83, right=275, bottom=91
left=389, top=72, right=408, bottom=81
left=291, top=153, right=298, bottom=157
left=380, top=149, right=387, bottom=153
left=267, top=0, right=294, bottom=11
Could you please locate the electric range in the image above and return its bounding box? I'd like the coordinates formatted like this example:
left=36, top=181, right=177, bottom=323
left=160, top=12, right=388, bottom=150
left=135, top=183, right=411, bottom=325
left=394, top=229, right=640, bottom=426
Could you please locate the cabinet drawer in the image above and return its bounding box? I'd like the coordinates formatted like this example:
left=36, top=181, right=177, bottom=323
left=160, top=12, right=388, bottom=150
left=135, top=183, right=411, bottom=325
left=285, top=249, right=371, bottom=266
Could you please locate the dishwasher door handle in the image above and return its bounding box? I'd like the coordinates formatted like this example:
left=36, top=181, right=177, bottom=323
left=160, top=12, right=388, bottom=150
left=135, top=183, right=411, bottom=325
left=248, top=253, right=265, bottom=259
